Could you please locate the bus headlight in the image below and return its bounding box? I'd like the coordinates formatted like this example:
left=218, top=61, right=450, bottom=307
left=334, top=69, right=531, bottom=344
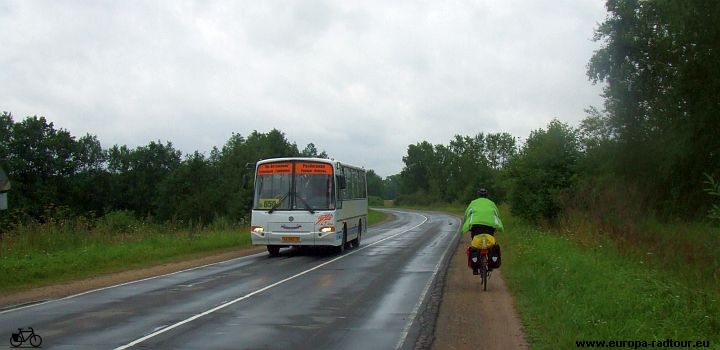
left=251, top=226, right=264, bottom=234
left=319, top=226, right=335, bottom=233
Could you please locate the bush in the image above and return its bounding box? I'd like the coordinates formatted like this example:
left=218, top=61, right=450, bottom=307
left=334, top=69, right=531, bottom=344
left=507, top=119, right=580, bottom=223
left=98, top=210, right=139, bottom=233
left=395, top=190, right=443, bottom=207
left=368, top=195, right=384, bottom=207
left=704, top=173, right=720, bottom=222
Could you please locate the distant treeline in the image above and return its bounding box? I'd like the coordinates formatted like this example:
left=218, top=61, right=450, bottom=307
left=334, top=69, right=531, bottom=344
left=0, top=113, right=391, bottom=229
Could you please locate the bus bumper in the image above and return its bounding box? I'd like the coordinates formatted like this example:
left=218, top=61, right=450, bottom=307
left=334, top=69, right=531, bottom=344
left=251, top=230, right=342, bottom=247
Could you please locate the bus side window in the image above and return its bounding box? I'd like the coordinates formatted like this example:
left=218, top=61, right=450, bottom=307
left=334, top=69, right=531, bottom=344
left=336, top=172, right=345, bottom=209
left=326, top=177, right=334, bottom=209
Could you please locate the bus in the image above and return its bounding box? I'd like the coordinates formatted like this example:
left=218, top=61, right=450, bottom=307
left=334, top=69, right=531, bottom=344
left=249, top=157, right=368, bottom=256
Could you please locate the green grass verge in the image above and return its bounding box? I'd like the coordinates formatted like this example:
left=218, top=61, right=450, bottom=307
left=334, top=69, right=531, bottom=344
left=0, top=230, right=253, bottom=295
left=501, top=214, right=720, bottom=348
left=368, top=208, right=388, bottom=226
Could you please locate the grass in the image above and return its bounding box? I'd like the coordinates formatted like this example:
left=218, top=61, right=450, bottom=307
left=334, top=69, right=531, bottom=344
left=0, top=227, right=253, bottom=294
left=0, top=209, right=390, bottom=295
left=367, top=208, right=388, bottom=226
left=500, top=213, right=720, bottom=349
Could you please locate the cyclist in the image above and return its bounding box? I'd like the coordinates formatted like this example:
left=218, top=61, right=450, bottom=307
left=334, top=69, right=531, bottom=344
left=461, top=188, right=503, bottom=275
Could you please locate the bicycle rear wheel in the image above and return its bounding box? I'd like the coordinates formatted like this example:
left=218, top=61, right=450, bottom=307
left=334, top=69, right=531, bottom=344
left=10, top=335, right=22, bottom=348
left=480, top=255, right=488, bottom=291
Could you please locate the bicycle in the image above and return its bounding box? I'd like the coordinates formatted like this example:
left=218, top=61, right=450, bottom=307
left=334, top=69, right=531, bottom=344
left=10, top=327, right=42, bottom=348
left=470, top=246, right=491, bottom=291
left=470, top=234, right=495, bottom=291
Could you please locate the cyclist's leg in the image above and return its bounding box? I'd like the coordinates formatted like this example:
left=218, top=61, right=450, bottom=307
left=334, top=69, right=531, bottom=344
left=470, top=225, right=480, bottom=240
left=473, top=225, right=498, bottom=269
left=471, top=248, right=479, bottom=275
left=469, top=227, right=479, bottom=274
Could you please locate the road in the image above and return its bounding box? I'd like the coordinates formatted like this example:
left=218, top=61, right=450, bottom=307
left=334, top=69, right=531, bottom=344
left=0, top=209, right=461, bottom=350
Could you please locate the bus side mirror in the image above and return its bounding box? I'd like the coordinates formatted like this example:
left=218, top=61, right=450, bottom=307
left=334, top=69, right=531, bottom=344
left=337, top=175, right=347, bottom=189
left=242, top=163, right=255, bottom=190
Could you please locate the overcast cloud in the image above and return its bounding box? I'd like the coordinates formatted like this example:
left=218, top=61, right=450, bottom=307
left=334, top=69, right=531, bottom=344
left=0, top=0, right=607, bottom=177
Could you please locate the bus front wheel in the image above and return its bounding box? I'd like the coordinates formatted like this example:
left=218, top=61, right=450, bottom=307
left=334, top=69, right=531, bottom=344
left=337, top=226, right=347, bottom=254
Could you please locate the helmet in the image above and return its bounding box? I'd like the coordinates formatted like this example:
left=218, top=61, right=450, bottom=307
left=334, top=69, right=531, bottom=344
left=477, top=188, right=488, bottom=198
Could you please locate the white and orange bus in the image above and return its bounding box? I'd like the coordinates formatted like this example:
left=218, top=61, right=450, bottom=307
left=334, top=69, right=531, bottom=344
left=249, top=157, right=368, bottom=256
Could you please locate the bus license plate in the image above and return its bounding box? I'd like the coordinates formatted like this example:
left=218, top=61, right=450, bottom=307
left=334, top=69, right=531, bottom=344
left=282, top=236, right=300, bottom=243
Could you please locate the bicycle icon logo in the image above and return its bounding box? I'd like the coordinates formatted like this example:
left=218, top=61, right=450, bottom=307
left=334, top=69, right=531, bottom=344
left=9, top=327, right=42, bottom=348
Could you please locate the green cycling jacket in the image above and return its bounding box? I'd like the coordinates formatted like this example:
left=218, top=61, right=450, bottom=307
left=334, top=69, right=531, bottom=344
left=461, top=197, right=504, bottom=233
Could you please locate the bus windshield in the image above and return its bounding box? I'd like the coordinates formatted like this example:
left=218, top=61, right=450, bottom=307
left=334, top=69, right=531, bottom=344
left=253, top=161, right=335, bottom=211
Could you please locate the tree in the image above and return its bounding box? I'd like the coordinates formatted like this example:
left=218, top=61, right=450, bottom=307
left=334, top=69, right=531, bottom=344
left=300, top=143, right=328, bottom=158
left=383, top=174, right=401, bottom=200
left=432, top=144, right=453, bottom=202
left=366, top=170, right=384, bottom=198
left=106, top=141, right=182, bottom=217
left=485, top=133, right=517, bottom=170
left=212, top=129, right=300, bottom=221
left=0, top=112, right=12, bottom=162
left=400, top=141, right=437, bottom=201
left=508, top=119, right=581, bottom=222
left=447, top=134, right=492, bottom=204
left=3, top=115, right=100, bottom=218
left=588, top=0, right=720, bottom=216
left=156, top=151, right=220, bottom=224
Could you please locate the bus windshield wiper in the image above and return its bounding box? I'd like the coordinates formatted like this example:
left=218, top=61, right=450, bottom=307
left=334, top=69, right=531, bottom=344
left=294, top=192, right=316, bottom=214
left=268, top=192, right=290, bottom=214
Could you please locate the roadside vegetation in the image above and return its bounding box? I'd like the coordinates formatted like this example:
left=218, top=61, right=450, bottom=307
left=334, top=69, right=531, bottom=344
left=500, top=209, right=719, bottom=348
left=0, top=209, right=389, bottom=295
left=0, top=215, right=252, bottom=294
left=393, top=203, right=719, bottom=346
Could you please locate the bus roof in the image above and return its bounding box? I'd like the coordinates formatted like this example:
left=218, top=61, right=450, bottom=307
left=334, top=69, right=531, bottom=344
left=256, top=157, right=365, bottom=171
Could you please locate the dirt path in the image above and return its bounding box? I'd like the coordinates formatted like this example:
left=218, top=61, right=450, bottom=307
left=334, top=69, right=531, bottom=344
left=430, top=233, right=529, bottom=350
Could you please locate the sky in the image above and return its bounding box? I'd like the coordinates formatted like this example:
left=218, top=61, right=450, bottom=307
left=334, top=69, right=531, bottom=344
left=0, top=0, right=607, bottom=178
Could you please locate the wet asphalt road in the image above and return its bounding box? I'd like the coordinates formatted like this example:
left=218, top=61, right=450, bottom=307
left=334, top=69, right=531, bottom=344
left=0, top=209, right=461, bottom=350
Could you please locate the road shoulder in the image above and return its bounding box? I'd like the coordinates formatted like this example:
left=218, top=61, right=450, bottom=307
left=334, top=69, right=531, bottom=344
left=430, top=233, right=529, bottom=350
